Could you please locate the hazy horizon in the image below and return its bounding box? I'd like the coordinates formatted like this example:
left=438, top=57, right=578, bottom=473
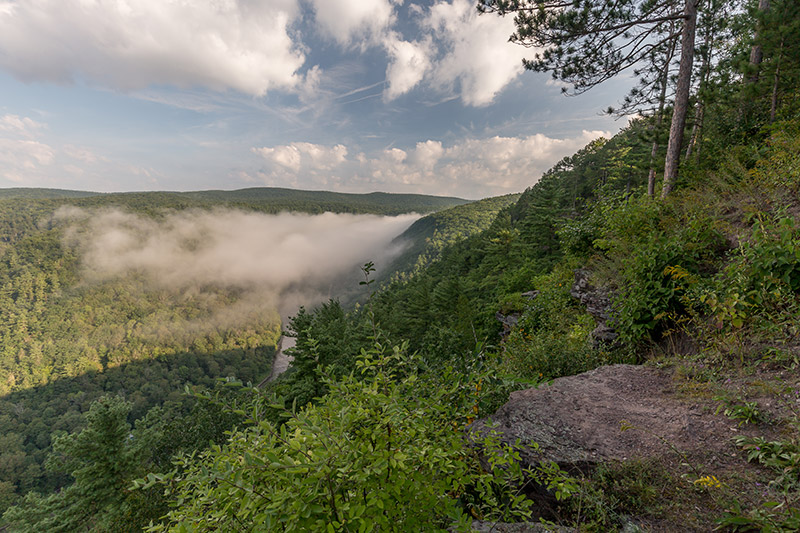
left=0, top=184, right=472, bottom=199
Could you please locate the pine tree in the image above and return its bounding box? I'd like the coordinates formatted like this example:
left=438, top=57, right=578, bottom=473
left=481, top=0, right=699, bottom=196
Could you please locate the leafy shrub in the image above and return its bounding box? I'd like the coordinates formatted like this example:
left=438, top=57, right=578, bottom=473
left=749, top=120, right=800, bottom=198
left=595, top=194, right=726, bottom=345
left=143, top=342, right=546, bottom=532
left=737, top=216, right=800, bottom=297
left=687, top=214, right=800, bottom=354
left=718, top=435, right=800, bottom=531
left=501, top=266, right=605, bottom=380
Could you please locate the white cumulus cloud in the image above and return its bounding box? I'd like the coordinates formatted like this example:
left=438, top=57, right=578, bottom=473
left=0, top=0, right=305, bottom=96
left=423, top=0, right=532, bottom=106
left=250, top=131, right=610, bottom=198
left=253, top=142, right=348, bottom=173
left=0, top=114, right=46, bottom=138
left=382, top=33, right=432, bottom=100
left=309, top=0, right=395, bottom=47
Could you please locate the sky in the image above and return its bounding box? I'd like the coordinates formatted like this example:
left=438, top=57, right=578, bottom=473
left=0, top=0, right=632, bottom=199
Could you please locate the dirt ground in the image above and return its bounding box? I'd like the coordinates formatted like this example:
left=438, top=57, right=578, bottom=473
left=473, top=362, right=792, bottom=531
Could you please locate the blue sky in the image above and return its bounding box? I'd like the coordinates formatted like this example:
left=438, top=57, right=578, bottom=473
left=0, top=0, right=632, bottom=199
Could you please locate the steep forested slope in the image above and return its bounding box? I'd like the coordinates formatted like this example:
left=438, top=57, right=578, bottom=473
left=385, top=193, right=520, bottom=280
left=3, top=1, right=800, bottom=529
left=0, top=189, right=467, bottom=517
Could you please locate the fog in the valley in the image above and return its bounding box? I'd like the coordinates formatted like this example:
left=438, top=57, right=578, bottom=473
left=56, top=207, right=418, bottom=323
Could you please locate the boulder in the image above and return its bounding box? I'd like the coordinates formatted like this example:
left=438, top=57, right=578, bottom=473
left=496, top=311, right=521, bottom=340
left=470, top=364, right=736, bottom=476
left=570, top=269, right=617, bottom=347
left=496, top=291, right=539, bottom=340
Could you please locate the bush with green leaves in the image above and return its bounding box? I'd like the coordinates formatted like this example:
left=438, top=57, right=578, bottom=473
left=594, top=194, right=726, bottom=345
left=748, top=120, right=800, bottom=199
left=684, top=213, right=800, bottom=354
left=735, top=215, right=800, bottom=297
left=717, top=435, right=800, bottom=531
left=500, top=265, right=605, bottom=381
left=142, top=340, right=552, bottom=532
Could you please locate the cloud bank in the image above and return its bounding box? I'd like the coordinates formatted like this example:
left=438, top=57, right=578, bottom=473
left=0, top=114, right=54, bottom=183
left=0, top=0, right=534, bottom=106
left=59, top=207, right=418, bottom=317
left=0, top=0, right=305, bottom=95
left=252, top=130, right=610, bottom=198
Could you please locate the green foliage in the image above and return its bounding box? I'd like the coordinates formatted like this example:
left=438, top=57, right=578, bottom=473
left=144, top=342, right=544, bottom=532
left=736, top=436, right=800, bottom=490
left=3, top=397, right=147, bottom=532
left=0, top=198, right=281, bottom=512
left=737, top=215, right=800, bottom=296
left=387, top=194, right=520, bottom=280
left=595, top=194, right=726, bottom=344
left=280, top=300, right=372, bottom=407
left=686, top=206, right=800, bottom=358
left=717, top=502, right=800, bottom=532
left=718, top=435, right=800, bottom=531
left=501, top=265, right=611, bottom=380
left=2, top=382, right=253, bottom=532
left=2, top=9, right=800, bottom=527
left=716, top=397, right=766, bottom=426
left=561, top=459, right=672, bottom=531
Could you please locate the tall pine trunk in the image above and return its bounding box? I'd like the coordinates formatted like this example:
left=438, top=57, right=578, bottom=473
left=661, top=0, right=698, bottom=198
left=770, top=37, right=785, bottom=122
left=647, top=36, right=677, bottom=197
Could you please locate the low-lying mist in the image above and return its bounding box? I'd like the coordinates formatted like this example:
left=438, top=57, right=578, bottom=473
left=57, top=207, right=418, bottom=323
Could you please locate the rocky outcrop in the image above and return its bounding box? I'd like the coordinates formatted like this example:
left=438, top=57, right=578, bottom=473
left=570, top=269, right=617, bottom=347
left=471, top=364, right=739, bottom=476
left=496, top=311, right=521, bottom=339
left=496, top=291, right=539, bottom=340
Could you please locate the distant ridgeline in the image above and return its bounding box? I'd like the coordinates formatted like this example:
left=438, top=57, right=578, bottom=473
left=0, top=187, right=468, bottom=512
left=0, top=186, right=469, bottom=216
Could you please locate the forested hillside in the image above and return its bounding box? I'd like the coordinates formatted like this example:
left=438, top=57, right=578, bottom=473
left=2, top=0, right=800, bottom=530
left=385, top=193, right=520, bottom=280
left=0, top=187, right=468, bottom=216
left=0, top=190, right=474, bottom=522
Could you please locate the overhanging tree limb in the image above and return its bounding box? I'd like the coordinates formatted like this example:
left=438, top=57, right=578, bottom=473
left=481, top=0, right=699, bottom=197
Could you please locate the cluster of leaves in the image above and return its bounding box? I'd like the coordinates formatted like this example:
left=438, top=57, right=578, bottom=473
left=718, top=435, right=800, bottom=531
left=144, top=341, right=550, bottom=532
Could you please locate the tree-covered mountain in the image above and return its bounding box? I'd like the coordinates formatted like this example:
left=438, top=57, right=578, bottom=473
left=0, top=189, right=100, bottom=200
left=0, top=189, right=476, bottom=520
left=0, top=187, right=469, bottom=216
left=384, top=193, right=521, bottom=281
left=2, top=1, right=800, bottom=530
